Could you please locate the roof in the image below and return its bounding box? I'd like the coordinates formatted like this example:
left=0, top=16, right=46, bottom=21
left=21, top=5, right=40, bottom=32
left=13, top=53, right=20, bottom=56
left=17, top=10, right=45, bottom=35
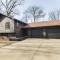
left=0, top=13, right=60, bottom=28
left=0, top=14, right=6, bottom=22
left=24, top=20, right=60, bottom=28
left=0, top=13, right=27, bottom=25
left=14, top=19, right=27, bottom=25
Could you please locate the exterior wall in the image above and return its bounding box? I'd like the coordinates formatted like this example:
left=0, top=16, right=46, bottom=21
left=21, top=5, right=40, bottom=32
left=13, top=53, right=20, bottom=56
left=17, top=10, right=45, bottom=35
left=0, top=33, right=15, bottom=37
left=20, top=28, right=28, bottom=37
left=46, top=26, right=60, bottom=38
left=27, top=26, right=60, bottom=38
left=31, top=28, right=43, bottom=38
left=0, top=17, right=14, bottom=33
left=14, top=21, right=27, bottom=37
left=27, top=29, right=31, bottom=37
left=14, top=21, right=22, bottom=37
left=0, top=16, right=27, bottom=38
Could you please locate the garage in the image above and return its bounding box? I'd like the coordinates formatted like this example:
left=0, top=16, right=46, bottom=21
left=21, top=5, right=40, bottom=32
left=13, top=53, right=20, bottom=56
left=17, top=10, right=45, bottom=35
left=46, top=26, right=60, bottom=38
left=27, top=26, right=60, bottom=38
left=24, top=20, right=60, bottom=39
left=31, top=28, right=43, bottom=38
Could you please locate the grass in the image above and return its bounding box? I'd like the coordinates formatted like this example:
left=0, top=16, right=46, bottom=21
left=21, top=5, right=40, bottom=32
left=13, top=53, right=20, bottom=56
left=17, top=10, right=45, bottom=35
left=0, top=38, right=16, bottom=47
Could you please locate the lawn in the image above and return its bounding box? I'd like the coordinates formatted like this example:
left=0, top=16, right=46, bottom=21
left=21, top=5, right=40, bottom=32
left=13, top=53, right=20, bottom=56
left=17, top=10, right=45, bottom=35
left=0, top=38, right=16, bottom=47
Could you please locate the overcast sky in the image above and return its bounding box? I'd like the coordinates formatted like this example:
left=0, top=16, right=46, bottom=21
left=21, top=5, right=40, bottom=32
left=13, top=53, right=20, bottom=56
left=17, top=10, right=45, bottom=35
left=15, top=0, right=60, bottom=22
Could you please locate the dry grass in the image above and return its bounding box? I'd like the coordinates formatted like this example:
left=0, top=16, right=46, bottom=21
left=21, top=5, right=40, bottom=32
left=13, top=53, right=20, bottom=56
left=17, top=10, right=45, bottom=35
left=0, top=37, right=16, bottom=47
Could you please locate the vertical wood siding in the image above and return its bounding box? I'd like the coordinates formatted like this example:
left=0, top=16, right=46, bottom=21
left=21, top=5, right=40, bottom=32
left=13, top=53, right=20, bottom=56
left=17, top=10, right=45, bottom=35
left=27, top=26, right=60, bottom=38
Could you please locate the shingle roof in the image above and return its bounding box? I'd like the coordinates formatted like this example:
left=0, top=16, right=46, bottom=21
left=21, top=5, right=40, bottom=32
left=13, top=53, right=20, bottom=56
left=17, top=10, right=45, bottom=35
left=24, top=20, right=60, bottom=28
left=0, top=13, right=27, bottom=24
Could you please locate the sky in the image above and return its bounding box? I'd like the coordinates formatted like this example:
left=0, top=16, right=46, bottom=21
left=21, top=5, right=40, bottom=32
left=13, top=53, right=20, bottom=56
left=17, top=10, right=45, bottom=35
left=15, top=0, right=60, bottom=23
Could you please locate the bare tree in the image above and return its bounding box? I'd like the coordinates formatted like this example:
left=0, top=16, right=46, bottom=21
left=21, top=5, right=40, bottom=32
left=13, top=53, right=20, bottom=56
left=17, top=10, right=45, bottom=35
left=23, top=11, right=29, bottom=23
left=0, top=0, right=24, bottom=17
left=22, top=10, right=30, bottom=23
left=24, top=6, right=45, bottom=22
left=49, top=9, right=60, bottom=20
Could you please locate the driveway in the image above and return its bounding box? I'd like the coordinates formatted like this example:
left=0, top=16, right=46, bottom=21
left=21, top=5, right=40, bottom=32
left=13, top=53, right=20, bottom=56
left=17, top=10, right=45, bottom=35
left=0, top=38, right=60, bottom=60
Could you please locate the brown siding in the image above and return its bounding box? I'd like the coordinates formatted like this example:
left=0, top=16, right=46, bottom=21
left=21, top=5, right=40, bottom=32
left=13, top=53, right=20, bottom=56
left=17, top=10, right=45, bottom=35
left=14, top=20, right=27, bottom=37
left=46, top=26, right=60, bottom=38
left=31, top=28, right=43, bottom=38
left=27, top=26, right=60, bottom=38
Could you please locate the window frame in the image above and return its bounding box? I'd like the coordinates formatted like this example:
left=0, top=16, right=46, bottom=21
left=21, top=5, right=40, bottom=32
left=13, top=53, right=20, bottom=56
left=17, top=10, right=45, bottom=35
left=5, top=22, right=10, bottom=29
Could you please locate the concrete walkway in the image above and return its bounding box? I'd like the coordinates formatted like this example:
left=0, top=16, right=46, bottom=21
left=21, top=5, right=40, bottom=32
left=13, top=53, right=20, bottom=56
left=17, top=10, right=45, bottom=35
left=0, top=38, right=60, bottom=60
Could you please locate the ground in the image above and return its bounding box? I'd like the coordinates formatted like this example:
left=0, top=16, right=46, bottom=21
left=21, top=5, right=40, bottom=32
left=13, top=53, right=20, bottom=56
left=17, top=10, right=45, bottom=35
left=0, top=38, right=60, bottom=60
left=0, top=38, right=16, bottom=47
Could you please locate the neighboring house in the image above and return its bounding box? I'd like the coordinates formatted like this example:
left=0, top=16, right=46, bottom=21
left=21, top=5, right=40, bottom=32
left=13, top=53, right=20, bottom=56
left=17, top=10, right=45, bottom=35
left=0, top=13, right=27, bottom=38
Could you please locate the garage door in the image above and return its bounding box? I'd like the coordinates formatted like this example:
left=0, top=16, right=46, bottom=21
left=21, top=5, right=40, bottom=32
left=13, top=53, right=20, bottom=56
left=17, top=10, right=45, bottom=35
left=47, top=27, right=60, bottom=38
left=29, top=26, right=60, bottom=38
left=31, top=28, right=43, bottom=38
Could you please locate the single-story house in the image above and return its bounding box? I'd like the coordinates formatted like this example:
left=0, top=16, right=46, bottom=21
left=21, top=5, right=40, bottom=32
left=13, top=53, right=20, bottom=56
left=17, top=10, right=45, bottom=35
left=0, top=13, right=60, bottom=39
left=23, top=20, right=60, bottom=38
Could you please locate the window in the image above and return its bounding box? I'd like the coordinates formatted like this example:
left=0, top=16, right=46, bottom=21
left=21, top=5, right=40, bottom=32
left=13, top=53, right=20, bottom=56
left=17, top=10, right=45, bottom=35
left=5, top=22, right=10, bottom=29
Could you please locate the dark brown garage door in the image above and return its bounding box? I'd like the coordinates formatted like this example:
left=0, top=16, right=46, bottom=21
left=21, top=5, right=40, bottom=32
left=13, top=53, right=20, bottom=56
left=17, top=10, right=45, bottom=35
left=28, top=26, right=60, bottom=38
left=47, top=26, right=60, bottom=38
left=31, top=28, right=43, bottom=38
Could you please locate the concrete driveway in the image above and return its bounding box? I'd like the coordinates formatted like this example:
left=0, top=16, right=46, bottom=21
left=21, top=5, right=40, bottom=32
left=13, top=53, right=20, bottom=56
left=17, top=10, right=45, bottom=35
left=0, top=38, right=60, bottom=60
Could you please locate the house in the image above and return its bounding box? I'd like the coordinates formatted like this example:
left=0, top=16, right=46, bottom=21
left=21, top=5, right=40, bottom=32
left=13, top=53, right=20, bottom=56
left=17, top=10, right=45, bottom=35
left=0, top=13, right=27, bottom=38
left=0, top=13, right=60, bottom=39
left=23, top=20, right=60, bottom=38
